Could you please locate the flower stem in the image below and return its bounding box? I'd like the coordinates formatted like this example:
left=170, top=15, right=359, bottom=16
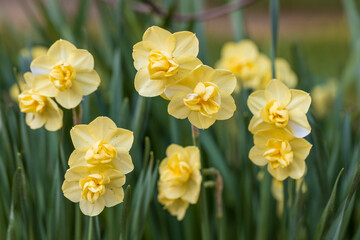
left=72, top=104, right=83, bottom=125
left=87, top=217, right=93, bottom=240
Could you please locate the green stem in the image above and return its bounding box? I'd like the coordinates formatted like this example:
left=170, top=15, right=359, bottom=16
left=87, top=217, right=93, bottom=240
left=270, top=0, right=279, bottom=78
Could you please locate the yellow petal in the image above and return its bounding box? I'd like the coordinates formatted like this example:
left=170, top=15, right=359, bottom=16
left=248, top=113, right=270, bottom=134
left=168, top=55, right=202, bottom=84
left=68, top=149, right=87, bottom=167
left=88, top=116, right=118, bottom=142
left=185, top=146, right=201, bottom=170
left=288, top=158, right=306, bottom=179
left=188, top=111, right=216, bottom=129
left=25, top=113, right=46, bottom=129
left=64, top=165, right=89, bottom=181
left=67, top=49, right=94, bottom=71
left=55, top=82, right=83, bottom=109
left=290, top=138, right=312, bottom=161
left=288, top=109, right=311, bottom=138
left=23, top=72, right=35, bottom=87
left=267, top=164, right=289, bottom=181
left=106, top=169, right=126, bottom=186
left=182, top=171, right=201, bottom=204
left=217, top=94, right=236, bottom=120
left=75, top=70, right=100, bottom=95
left=165, top=198, right=189, bottom=221
left=30, top=55, right=58, bottom=76
left=62, top=181, right=81, bottom=202
left=172, top=31, right=199, bottom=58
left=160, top=182, right=187, bottom=199
left=168, top=92, right=191, bottom=119
left=103, top=187, right=124, bottom=207
left=164, top=84, right=192, bottom=100
left=287, top=90, right=311, bottom=112
left=265, top=79, right=291, bottom=106
left=48, top=39, right=77, bottom=62
left=249, top=146, right=268, bottom=166
left=32, top=74, right=58, bottom=97
left=247, top=90, right=266, bottom=114
left=44, top=98, right=63, bottom=131
left=211, top=69, right=237, bottom=94
left=70, top=125, right=95, bottom=149
left=113, top=148, right=134, bottom=174
left=132, top=42, right=150, bottom=70
left=142, top=26, right=174, bottom=52
left=165, top=144, right=183, bottom=157
left=135, top=67, right=165, bottom=97
left=79, top=198, right=105, bottom=216
left=107, top=128, right=134, bottom=151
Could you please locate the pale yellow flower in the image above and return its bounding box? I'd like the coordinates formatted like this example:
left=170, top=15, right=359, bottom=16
left=18, top=72, right=63, bottom=131
left=216, top=40, right=269, bottom=89
left=30, top=39, right=100, bottom=109
left=68, top=117, right=134, bottom=174
left=158, top=144, right=202, bottom=220
left=249, top=129, right=312, bottom=180
left=259, top=58, right=298, bottom=90
left=167, top=65, right=236, bottom=129
left=248, top=79, right=311, bottom=138
left=132, top=26, right=202, bottom=97
left=311, top=80, right=336, bottom=118
left=62, top=165, right=126, bottom=216
left=10, top=78, right=26, bottom=102
left=20, top=46, right=48, bottom=59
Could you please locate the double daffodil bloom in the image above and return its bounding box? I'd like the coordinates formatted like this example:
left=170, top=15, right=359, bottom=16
left=216, top=40, right=270, bottom=89
left=259, top=58, right=298, bottom=89
left=248, top=79, right=311, bottom=138
left=249, top=129, right=312, bottom=180
left=62, top=165, right=126, bottom=216
left=18, top=72, right=63, bottom=131
left=68, top=117, right=134, bottom=174
left=132, top=26, right=202, bottom=97
left=30, top=39, right=100, bottom=109
left=167, top=65, right=236, bottom=129
left=158, top=144, right=202, bottom=220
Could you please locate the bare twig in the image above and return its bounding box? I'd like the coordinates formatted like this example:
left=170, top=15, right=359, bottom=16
left=104, top=0, right=261, bottom=22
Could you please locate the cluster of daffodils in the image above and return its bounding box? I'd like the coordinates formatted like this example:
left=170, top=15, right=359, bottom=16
left=16, top=40, right=100, bottom=131
left=157, top=144, right=202, bottom=220
left=216, top=40, right=297, bottom=91
left=248, top=79, right=312, bottom=181
left=62, top=117, right=134, bottom=216
left=132, top=26, right=236, bottom=129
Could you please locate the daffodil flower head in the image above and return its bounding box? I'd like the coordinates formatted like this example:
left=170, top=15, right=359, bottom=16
left=158, top=144, right=202, bottom=220
left=132, top=26, right=202, bottom=97
left=248, top=79, right=311, bottom=138
left=30, top=39, right=100, bottom=109
left=18, top=72, right=63, bottom=131
left=249, top=129, right=312, bottom=180
left=259, top=58, right=298, bottom=90
left=167, top=65, right=237, bottom=129
left=68, top=117, right=134, bottom=174
left=216, top=40, right=269, bottom=89
left=62, top=165, right=126, bottom=216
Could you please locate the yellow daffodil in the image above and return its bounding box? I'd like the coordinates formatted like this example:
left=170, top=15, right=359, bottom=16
left=20, top=46, right=48, bottom=59
left=62, top=165, right=126, bottom=216
left=248, top=79, right=311, bottom=138
left=167, top=65, right=236, bottom=129
left=311, top=80, right=336, bottom=118
left=30, top=39, right=100, bottom=109
left=216, top=40, right=270, bottom=89
left=259, top=58, right=298, bottom=89
left=132, top=26, right=202, bottom=97
left=249, top=129, right=312, bottom=180
left=68, top=117, right=134, bottom=174
left=158, top=144, right=202, bottom=220
left=18, top=72, right=63, bottom=131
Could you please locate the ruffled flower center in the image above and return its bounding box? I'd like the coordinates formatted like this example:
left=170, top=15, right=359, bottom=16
left=18, top=90, right=47, bottom=114
left=261, top=100, right=289, bottom=127
left=163, top=153, right=192, bottom=183
left=225, top=57, right=255, bottom=79
left=85, top=140, right=117, bottom=166
left=50, top=62, right=76, bottom=91
left=80, top=174, right=109, bottom=204
left=184, top=82, right=221, bottom=117
left=148, top=50, right=179, bottom=79
left=264, top=138, right=293, bottom=169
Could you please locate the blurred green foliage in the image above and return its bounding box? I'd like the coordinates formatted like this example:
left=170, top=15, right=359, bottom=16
left=0, top=0, right=360, bottom=239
